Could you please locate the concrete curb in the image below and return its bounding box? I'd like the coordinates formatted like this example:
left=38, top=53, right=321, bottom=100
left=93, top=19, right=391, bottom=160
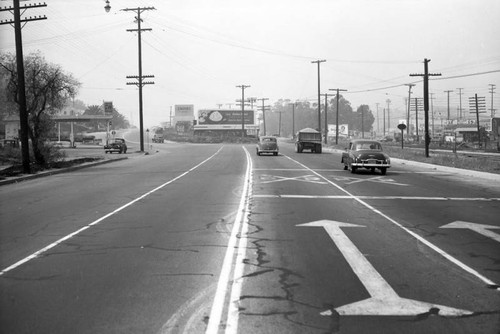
left=391, top=158, right=500, bottom=181
left=0, top=157, right=128, bottom=186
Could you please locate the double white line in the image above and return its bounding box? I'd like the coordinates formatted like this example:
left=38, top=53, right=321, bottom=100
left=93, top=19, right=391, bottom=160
left=206, top=147, right=253, bottom=334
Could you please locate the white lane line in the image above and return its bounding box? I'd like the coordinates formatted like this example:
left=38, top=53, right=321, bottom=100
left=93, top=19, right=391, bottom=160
left=283, top=154, right=500, bottom=290
left=0, top=147, right=224, bottom=277
left=253, top=195, right=500, bottom=201
left=206, top=147, right=252, bottom=334
left=225, top=148, right=253, bottom=334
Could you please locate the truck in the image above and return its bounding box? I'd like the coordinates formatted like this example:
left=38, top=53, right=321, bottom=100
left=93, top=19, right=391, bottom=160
left=152, top=127, right=164, bottom=143
left=295, top=128, right=322, bottom=153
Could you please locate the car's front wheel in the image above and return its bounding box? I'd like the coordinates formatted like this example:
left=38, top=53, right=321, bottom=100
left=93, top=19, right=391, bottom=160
left=380, top=167, right=387, bottom=175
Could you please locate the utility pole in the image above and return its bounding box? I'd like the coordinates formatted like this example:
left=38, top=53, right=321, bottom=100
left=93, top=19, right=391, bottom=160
left=444, top=90, right=453, bottom=120
left=123, top=6, right=156, bottom=152
left=430, top=93, right=435, bottom=136
left=383, top=108, right=386, bottom=137
left=257, top=98, right=269, bottom=136
left=376, top=103, right=380, bottom=136
left=362, top=108, right=365, bottom=138
left=489, top=84, right=496, bottom=117
left=1, top=1, right=47, bottom=173
left=329, top=88, right=347, bottom=144
left=289, top=102, right=297, bottom=139
left=321, top=93, right=330, bottom=144
left=410, top=58, right=441, bottom=157
left=386, top=98, right=391, bottom=135
left=278, top=110, right=282, bottom=137
left=415, top=99, right=419, bottom=142
left=311, top=60, right=326, bottom=132
left=473, top=94, right=482, bottom=147
left=457, top=88, right=464, bottom=120
left=236, top=85, right=250, bottom=138
left=405, top=84, right=415, bottom=136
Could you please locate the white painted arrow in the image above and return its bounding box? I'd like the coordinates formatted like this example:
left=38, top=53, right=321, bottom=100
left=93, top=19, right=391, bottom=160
left=297, top=220, right=472, bottom=316
left=441, top=221, right=500, bottom=243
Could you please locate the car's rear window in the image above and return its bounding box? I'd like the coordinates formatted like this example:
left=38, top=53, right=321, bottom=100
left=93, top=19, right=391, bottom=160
left=354, top=142, right=381, bottom=150
left=262, top=137, right=276, bottom=142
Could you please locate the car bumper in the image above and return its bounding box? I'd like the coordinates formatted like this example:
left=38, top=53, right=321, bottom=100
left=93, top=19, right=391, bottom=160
left=352, top=162, right=390, bottom=168
left=258, top=149, right=279, bottom=153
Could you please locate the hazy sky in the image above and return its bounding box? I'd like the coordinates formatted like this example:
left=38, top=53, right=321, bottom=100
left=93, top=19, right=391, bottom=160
left=1, top=0, right=499, bottom=127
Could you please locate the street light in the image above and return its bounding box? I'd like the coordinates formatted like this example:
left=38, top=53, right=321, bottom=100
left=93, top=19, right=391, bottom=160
left=104, top=0, right=111, bottom=13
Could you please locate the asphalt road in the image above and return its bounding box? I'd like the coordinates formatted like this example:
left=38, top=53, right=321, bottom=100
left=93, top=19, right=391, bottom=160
left=0, top=137, right=499, bottom=333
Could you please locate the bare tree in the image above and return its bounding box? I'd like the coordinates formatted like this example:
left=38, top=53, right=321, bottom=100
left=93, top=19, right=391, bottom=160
left=0, top=51, right=81, bottom=166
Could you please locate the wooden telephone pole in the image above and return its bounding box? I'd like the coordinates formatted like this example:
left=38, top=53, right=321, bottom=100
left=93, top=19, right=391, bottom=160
left=410, top=59, right=441, bottom=157
left=123, top=6, right=156, bottom=152
left=0, top=1, right=47, bottom=173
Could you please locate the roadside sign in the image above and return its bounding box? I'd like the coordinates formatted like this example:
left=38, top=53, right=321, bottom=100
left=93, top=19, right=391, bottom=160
left=103, top=101, right=113, bottom=116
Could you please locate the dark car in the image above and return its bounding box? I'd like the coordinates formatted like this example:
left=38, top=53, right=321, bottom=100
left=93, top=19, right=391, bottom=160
left=341, top=139, right=390, bottom=175
left=104, top=137, right=127, bottom=154
left=256, top=136, right=279, bottom=156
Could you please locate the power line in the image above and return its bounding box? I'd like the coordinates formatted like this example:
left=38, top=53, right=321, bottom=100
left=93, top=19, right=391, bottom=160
left=348, top=69, right=500, bottom=94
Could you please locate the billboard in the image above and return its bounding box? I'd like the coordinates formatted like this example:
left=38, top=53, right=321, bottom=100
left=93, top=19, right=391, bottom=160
left=175, top=104, right=194, bottom=117
left=328, top=124, right=349, bottom=137
left=198, top=109, right=255, bottom=126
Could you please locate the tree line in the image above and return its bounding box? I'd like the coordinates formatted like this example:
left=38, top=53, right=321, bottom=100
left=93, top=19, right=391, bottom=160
left=263, top=98, right=375, bottom=138
left=0, top=51, right=129, bottom=167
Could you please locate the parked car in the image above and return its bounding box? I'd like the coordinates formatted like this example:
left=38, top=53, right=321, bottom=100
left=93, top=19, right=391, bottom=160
left=0, top=139, right=18, bottom=148
left=256, top=136, right=279, bottom=156
left=341, top=139, right=390, bottom=175
left=104, top=138, right=127, bottom=154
